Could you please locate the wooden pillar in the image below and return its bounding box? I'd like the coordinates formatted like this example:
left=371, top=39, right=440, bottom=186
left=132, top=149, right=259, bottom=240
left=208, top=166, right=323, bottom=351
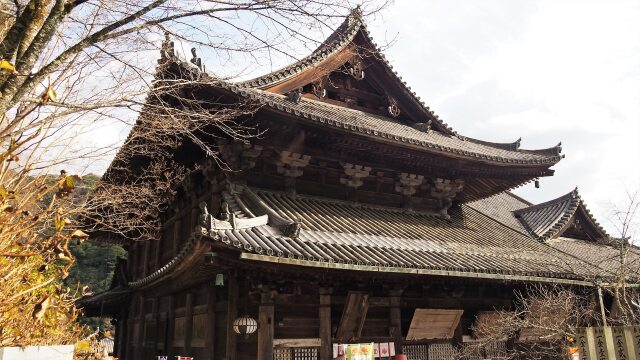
left=167, top=295, right=176, bottom=358
left=319, top=287, right=332, bottom=360
left=125, top=314, right=134, bottom=360
left=117, top=308, right=128, bottom=358
left=142, top=242, right=150, bottom=277
left=389, top=288, right=403, bottom=355
left=172, top=220, right=181, bottom=256
left=257, top=288, right=275, bottom=360
left=150, top=297, right=159, bottom=356
left=205, top=285, right=217, bottom=359
left=184, top=292, right=194, bottom=355
left=226, top=273, right=239, bottom=360
left=136, top=295, right=145, bottom=355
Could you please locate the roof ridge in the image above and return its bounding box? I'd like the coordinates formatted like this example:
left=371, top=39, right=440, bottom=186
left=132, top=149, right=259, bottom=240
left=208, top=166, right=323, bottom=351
left=466, top=137, right=521, bottom=151
left=506, top=191, right=533, bottom=206
left=514, top=187, right=578, bottom=215
left=238, top=9, right=362, bottom=88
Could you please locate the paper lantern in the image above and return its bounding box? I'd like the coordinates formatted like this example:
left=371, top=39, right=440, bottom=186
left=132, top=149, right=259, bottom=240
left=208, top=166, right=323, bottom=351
left=232, top=315, right=258, bottom=335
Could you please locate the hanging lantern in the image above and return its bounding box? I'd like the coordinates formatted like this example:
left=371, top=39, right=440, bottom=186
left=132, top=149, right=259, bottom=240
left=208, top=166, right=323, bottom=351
left=233, top=315, right=258, bottom=336
left=215, top=273, right=224, bottom=286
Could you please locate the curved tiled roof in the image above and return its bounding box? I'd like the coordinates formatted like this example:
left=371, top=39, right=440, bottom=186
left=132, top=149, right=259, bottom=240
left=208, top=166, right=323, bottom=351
left=467, top=192, right=531, bottom=234
left=238, top=7, right=461, bottom=137
left=196, top=185, right=604, bottom=283
left=514, top=188, right=609, bottom=241
left=152, top=30, right=564, bottom=168
left=78, top=235, right=203, bottom=308
left=212, top=81, right=563, bottom=166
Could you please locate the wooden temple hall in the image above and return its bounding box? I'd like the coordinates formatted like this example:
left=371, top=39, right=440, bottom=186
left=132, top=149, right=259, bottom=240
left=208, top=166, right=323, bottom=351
left=80, top=9, right=622, bottom=360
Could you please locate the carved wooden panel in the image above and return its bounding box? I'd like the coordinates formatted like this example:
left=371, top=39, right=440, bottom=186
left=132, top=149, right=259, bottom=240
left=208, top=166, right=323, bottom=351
left=406, top=309, right=463, bottom=340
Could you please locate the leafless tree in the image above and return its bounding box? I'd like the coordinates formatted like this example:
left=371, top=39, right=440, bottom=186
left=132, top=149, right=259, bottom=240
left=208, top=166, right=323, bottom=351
left=459, top=187, right=640, bottom=359
left=0, top=0, right=388, bottom=346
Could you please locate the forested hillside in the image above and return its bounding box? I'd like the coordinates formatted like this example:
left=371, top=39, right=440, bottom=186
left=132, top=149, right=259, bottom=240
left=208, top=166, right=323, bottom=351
left=66, top=174, right=127, bottom=330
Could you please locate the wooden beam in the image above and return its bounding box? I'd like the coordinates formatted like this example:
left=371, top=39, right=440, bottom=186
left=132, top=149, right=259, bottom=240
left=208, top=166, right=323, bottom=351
left=226, top=273, right=239, bottom=360
left=205, top=285, right=216, bottom=358
left=257, top=288, right=275, bottom=360
left=335, top=291, right=369, bottom=342
left=319, top=287, right=332, bottom=360
left=274, top=338, right=322, bottom=347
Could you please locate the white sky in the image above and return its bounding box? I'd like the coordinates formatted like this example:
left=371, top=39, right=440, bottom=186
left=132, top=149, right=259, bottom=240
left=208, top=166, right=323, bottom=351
left=362, top=0, right=639, bottom=235
left=82, top=0, right=639, bottom=235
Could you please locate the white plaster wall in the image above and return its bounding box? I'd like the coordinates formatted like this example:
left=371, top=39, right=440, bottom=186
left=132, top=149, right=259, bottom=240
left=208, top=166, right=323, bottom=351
left=0, top=346, right=74, bottom=360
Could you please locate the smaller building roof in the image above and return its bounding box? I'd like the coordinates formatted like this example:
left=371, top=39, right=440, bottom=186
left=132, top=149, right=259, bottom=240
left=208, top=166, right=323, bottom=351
left=514, top=188, right=609, bottom=241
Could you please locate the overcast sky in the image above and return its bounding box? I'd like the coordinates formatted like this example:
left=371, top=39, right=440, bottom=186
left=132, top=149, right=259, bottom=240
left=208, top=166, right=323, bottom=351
left=358, top=0, right=639, bottom=234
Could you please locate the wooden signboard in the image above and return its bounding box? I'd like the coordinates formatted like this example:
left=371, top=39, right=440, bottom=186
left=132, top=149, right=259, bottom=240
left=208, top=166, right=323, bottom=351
left=593, top=327, right=616, bottom=360
left=336, top=292, right=369, bottom=342
left=406, top=309, right=463, bottom=341
left=576, top=327, right=597, bottom=360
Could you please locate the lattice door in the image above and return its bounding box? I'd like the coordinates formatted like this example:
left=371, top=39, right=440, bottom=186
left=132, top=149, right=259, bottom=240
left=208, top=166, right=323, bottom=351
left=428, top=343, right=459, bottom=360
left=273, top=348, right=292, bottom=360
left=403, top=344, right=428, bottom=360
left=461, top=341, right=508, bottom=360
left=273, top=347, right=319, bottom=360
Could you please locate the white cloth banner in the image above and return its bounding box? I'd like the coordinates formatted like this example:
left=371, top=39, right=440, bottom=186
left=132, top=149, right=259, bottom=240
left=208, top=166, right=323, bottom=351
left=333, top=342, right=395, bottom=358
left=373, top=342, right=395, bottom=358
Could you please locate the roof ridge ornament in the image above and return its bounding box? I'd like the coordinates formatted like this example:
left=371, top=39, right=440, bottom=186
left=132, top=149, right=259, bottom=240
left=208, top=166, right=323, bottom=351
left=349, top=6, right=364, bottom=26
left=387, top=96, right=401, bottom=117
left=412, top=121, right=432, bottom=133
left=159, top=32, right=175, bottom=63
left=286, top=88, right=303, bottom=103
left=190, top=47, right=203, bottom=71
left=348, top=58, right=365, bottom=80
